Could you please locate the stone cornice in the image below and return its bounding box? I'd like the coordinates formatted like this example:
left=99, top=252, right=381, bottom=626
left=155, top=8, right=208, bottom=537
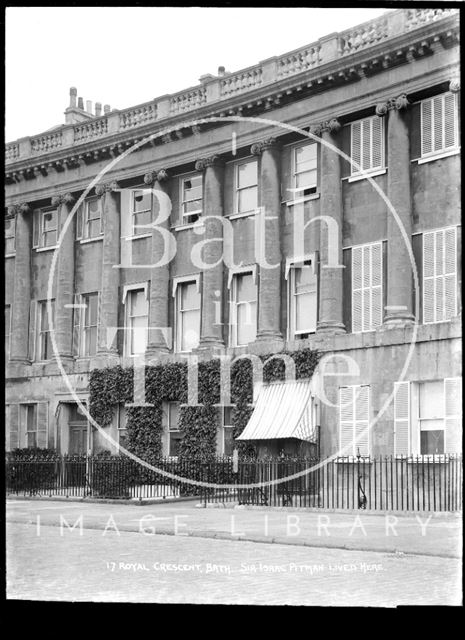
left=195, top=155, right=224, bottom=172
left=51, top=192, right=75, bottom=207
left=309, top=118, right=342, bottom=137
left=95, top=181, right=120, bottom=197
left=375, top=93, right=410, bottom=116
left=251, top=137, right=281, bottom=155
left=4, top=10, right=459, bottom=177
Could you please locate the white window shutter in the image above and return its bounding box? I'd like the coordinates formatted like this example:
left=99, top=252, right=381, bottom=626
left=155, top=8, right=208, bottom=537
left=32, top=212, right=40, bottom=248
left=423, top=231, right=435, bottom=323
left=444, top=378, right=462, bottom=454
left=339, top=387, right=355, bottom=456
left=119, top=188, right=132, bottom=266
left=352, top=246, right=363, bottom=332
left=72, top=294, right=82, bottom=357
left=36, top=402, right=49, bottom=449
left=421, top=99, right=433, bottom=156
left=362, top=245, right=371, bottom=331
left=433, top=95, right=444, bottom=152
left=394, top=381, right=410, bottom=456
left=76, top=204, right=84, bottom=240
left=28, top=300, right=37, bottom=361
left=444, top=93, right=457, bottom=150
left=370, top=243, right=383, bottom=328
left=351, top=121, right=361, bottom=174
left=444, top=227, right=457, bottom=320
left=371, top=117, right=383, bottom=169
left=8, top=404, right=20, bottom=450
left=355, top=385, right=369, bottom=456
left=361, top=118, right=371, bottom=171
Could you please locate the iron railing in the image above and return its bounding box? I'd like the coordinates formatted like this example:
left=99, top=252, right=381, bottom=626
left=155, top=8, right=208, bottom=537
left=5, top=453, right=462, bottom=511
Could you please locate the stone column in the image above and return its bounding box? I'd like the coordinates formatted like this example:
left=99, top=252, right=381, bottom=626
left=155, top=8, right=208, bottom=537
left=251, top=138, right=283, bottom=342
left=9, top=202, right=31, bottom=363
left=52, top=192, right=75, bottom=362
left=144, top=169, right=171, bottom=358
left=195, top=155, right=225, bottom=351
left=377, top=95, right=414, bottom=326
left=313, top=119, right=346, bottom=334
left=96, top=181, right=121, bottom=359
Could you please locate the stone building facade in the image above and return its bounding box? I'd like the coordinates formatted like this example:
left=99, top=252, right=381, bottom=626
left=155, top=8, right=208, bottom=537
left=5, top=8, right=461, bottom=460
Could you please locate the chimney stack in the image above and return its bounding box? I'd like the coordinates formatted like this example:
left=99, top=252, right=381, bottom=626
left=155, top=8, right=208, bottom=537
left=78, top=96, right=84, bottom=110
left=70, top=87, right=77, bottom=108
left=86, top=100, right=93, bottom=114
left=218, top=66, right=226, bottom=77
left=104, top=104, right=111, bottom=114
left=95, top=102, right=102, bottom=117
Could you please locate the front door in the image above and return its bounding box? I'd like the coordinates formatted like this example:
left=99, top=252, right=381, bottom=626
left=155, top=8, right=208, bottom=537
left=69, top=425, right=87, bottom=454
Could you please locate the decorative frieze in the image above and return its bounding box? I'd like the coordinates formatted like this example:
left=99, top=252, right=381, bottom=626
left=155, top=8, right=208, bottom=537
left=375, top=94, right=409, bottom=116
left=144, top=169, right=170, bottom=185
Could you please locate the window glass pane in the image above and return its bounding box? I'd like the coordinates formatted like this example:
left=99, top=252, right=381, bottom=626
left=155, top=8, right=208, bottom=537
left=87, top=294, right=98, bottom=325
left=420, top=430, right=444, bottom=455
left=43, top=210, right=57, bottom=231
left=238, top=186, right=258, bottom=213
left=295, top=266, right=316, bottom=292
left=169, top=403, right=179, bottom=430
left=237, top=274, right=255, bottom=302
left=184, top=199, right=202, bottom=214
left=169, top=432, right=183, bottom=457
left=133, top=190, right=152, bottom=212
left=419, top=381, right=443, bottom=419
left=130, top=290, right=148, bottom=316
left=238, top=161, right=257, bottom=189
left=223, top=406, right=233, bottom=426
left=133, top=209, right=152, bottom=235
left=85, top=326, right=97, bottom=356
left=26, top=405, right=36, bottom=432
left=224, top=426, right=234, bottom=456
left=44, top=230, right=57, bottom=247
left=296, top=291, right=317, bottom=332
left=181, top=283, right=200, bottom=310
left=131, top=315, right=147, bottom=354
left=181, top=309, right=200, bottom=351
left=87, top=198, right=100, bottom=220
left=295, top=170, right=317, bottom=189
left=237, top=301, right=257, bottom=345
left=295, top=144, right=316, bottom=169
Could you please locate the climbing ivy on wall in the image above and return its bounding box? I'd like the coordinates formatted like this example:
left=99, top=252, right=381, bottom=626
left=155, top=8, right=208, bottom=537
left=89, top=348, right=320, bottom=461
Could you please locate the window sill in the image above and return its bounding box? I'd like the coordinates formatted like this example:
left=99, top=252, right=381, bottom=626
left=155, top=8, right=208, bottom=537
left=284, top=193, right=320, bottom=207
left=35, top=245, right=58, bottom=253
left=5, top=252, right=15, bottom=258
left=347, top=168, right=386, bottom=183
left=415, top=148, right=460, bottom=165
left=171, top=223, right=201, bottom=232
left=123, top=233, right=152, bottom=241
left=79, top=236, right=103, bottom=245
left=227, top=210, right=258, bottom=220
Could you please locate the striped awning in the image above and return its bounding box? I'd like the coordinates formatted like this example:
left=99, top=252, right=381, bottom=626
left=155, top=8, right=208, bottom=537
left=237, top=380, right=316, bottom=442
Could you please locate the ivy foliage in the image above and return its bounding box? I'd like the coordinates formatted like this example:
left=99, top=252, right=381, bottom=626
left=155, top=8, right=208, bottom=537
left=89, top=348, right=320, bottom=460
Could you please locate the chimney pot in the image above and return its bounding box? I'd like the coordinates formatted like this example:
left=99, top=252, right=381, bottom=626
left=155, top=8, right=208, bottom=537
left=95, top=102, right=102, bottom=117
left=218, top=66, right=226, bottom=76
left=70, top=87, right=77, bottom=108
left=78, top=97, right=84, bottom=110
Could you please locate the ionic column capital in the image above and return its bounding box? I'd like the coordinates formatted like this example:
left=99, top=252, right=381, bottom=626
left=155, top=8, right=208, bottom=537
left=310, top=118, right=341, bottom=137
left=195, top=155, right=224, bottom=172
left=51, top=193, right=75, bottom=207
left=250, top=137, right=281, bottom=156
left=144, top=169, right=170, bottom=185
left=95, top=180, right=120, bottom=197
left=449, top=78, right=460, bottom=93
left=375, top=94, right=409, bottom=117
left=8, top=202, right=30, bottom=217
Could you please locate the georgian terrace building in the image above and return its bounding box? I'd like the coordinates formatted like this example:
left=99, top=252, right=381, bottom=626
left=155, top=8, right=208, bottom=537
left=5, top=8, right=462, bottom=459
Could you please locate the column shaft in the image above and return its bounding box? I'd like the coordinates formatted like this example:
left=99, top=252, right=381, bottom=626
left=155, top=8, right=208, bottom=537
left=10, top=206, right=31, bottom=363
left=317, top=126, right=345, bottom=334
left=55, top=196, right=75, bottom=360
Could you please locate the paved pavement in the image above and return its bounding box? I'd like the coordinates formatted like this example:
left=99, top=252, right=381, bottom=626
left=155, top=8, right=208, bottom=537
left=6, top=499, right=463, bottom=605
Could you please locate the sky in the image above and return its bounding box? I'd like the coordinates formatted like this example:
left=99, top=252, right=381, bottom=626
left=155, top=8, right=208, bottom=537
left=5, top=7, right=393, bottom=142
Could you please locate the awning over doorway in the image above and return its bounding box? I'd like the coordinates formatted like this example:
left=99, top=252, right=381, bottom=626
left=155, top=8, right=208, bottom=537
left=236, top=380, right=317, bottom=442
